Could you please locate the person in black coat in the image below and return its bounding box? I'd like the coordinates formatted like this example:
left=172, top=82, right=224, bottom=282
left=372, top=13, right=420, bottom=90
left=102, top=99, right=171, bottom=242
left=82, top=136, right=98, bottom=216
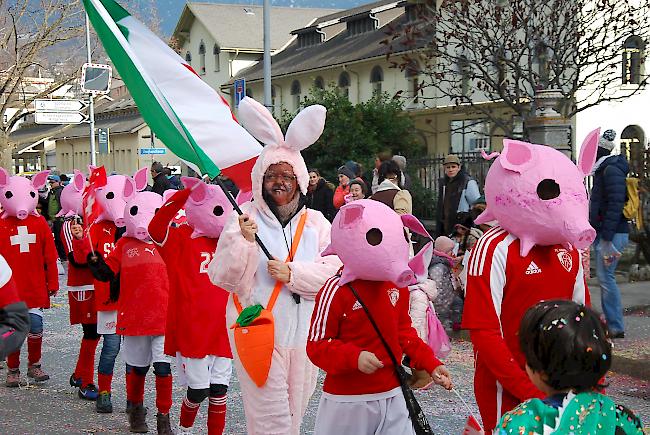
left=588, top=129, right=629, bottom=338
left=306, top=169, right=336, bottom=222
left=150, top=161, right=173, bottom=195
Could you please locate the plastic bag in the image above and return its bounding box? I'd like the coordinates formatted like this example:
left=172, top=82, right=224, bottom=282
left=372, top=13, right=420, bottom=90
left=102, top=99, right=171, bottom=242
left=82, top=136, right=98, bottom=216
left=426, top=303, right=451, bottom=359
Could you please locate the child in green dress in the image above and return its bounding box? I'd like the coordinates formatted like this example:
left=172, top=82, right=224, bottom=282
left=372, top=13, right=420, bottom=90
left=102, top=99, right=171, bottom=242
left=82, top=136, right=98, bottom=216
left=496, top=300, right=644, bottom=434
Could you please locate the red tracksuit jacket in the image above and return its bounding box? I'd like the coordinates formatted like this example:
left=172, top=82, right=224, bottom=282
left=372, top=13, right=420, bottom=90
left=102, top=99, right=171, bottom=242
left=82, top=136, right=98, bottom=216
left=307, top=276, right=442, bottom=396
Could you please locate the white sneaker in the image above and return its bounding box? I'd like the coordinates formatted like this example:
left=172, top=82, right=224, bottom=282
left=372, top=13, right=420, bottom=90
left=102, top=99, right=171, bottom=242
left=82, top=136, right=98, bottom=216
left=57, top=258, right=65, bottom=275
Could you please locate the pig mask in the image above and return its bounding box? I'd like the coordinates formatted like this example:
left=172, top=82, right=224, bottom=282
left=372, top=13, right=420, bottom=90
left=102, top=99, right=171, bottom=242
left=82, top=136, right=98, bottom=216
left=120, top=172, right=162, bottom=241
left=56, top=170, right=85, bottom=218
left=322, top=199, right=433, bottom=287
left=181, top=177, right=233, bottom=239
left=0, top=168, right=49, bottom=220
left=476, top=129, right=600, bottom=256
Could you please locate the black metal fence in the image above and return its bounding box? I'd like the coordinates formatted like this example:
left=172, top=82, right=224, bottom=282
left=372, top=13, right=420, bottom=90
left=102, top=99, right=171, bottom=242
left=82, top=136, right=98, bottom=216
left=409, top=152, right=493, bottom=220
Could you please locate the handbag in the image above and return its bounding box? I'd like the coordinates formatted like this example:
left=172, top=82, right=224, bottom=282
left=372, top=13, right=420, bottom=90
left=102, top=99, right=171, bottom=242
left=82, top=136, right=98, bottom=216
left=426, top=303, right=451, bottom=360
left=231, top=211, right=308, bottom=387
left=347, top=283, right=434, bottom=435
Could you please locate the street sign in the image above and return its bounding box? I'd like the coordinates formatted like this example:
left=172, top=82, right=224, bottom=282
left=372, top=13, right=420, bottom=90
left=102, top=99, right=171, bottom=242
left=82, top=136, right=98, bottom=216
left=35, top=111, right=87, bottom=124
left=140, top=148, right=167, bottom=155
left=98, top=128, right=110, bottom=155
left=81, top=63, right=112, bottom=94
left=234, top=78, right=246, bottom=107
left=34, top=99, right=88, bottom=112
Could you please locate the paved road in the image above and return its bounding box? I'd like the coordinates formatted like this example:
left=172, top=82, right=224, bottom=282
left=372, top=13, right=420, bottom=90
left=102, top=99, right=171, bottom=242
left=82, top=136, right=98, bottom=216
left=0, top=273, right=648, bottom=434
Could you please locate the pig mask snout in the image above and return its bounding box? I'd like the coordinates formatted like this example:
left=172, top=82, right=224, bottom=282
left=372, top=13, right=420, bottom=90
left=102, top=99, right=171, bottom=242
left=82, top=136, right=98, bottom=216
left=16, top=210, right=28, bottom=220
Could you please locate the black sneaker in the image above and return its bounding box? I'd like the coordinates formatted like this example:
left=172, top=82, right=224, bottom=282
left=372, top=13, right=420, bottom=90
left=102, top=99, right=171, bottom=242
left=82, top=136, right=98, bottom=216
left=96, top=391, right=113, bottom=413
left=69, top=374, right=82, bottom=388
left=78, top=384, right=99, bottom=401
left=610, top=331, right=625, bottom=339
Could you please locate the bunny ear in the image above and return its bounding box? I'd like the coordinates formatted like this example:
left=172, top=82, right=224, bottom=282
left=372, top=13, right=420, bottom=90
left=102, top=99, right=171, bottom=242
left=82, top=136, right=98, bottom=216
left=577, top=128, right=600, bottom=177
left=284, top=104, right=326, bottom=151
left=133, top=168, right=148, bottom=191
left=73, top=170, right=85, bottom=192
left=238, top=97, right=284, bottom=146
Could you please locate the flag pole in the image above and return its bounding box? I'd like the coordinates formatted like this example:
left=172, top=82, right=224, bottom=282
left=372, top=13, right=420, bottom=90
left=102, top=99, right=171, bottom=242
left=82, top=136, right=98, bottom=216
left=212, top=176, right=273, bottom=261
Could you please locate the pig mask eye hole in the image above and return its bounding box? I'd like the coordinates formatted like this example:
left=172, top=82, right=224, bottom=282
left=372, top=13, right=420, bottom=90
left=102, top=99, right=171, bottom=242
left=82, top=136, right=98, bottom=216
left=30, top=191, right=36, bottom=198
left=4, top=191, right=12, bottom=199
left=536, top=179, right=561, bottom=200
left=213, top=206, right=224, bottom=216
left=129, top=205, right=138, bottom=216
left=106, top=192, right=114, bottom=199
left=366, top=228, right=383, bottom=246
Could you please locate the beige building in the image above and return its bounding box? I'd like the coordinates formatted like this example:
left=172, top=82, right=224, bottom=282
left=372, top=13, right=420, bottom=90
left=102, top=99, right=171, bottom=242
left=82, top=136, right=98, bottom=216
left=172, top=3, right=339, bottom=93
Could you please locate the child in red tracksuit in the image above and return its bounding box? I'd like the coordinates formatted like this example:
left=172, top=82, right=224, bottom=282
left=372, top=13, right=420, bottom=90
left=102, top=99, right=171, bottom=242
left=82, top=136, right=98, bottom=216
left=88, top=233, right=171, bottom=434
left=307, top=276, right=452, bottom=435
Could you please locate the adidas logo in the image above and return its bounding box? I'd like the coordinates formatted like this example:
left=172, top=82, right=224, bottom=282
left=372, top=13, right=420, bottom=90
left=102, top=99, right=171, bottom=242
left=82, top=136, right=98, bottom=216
left=352, top=300, right=362, bottom=311
left=525, top=261, right=542, bottom=275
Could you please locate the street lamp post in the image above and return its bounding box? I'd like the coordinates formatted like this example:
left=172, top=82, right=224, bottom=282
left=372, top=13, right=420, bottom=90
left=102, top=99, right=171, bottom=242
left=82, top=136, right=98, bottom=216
left=263, top=0, right=272, bottom=109
left=85, top=13, right=97, bottom=166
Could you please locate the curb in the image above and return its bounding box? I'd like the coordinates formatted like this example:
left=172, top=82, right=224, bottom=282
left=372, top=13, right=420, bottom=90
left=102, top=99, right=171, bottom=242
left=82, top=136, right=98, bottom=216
left=612, top=353, right=650, bottom=382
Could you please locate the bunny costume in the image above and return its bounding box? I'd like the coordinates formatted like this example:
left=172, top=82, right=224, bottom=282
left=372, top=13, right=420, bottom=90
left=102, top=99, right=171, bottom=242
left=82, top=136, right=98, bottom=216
left=208, top=97, right=341, bottom=435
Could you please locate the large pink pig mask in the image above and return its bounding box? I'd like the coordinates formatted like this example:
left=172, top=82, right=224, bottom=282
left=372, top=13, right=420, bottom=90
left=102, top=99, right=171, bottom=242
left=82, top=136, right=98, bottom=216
left=56, top=170, right=85, bottom=218
left=476, top=129, right=600, bottom=256
left=121, top=176, right=163, bottom=241
left=181, top=177, right=233, bottom=239
left=0, top=168, right=49, bottom=219
left=322, top=199, right=432, bottom=287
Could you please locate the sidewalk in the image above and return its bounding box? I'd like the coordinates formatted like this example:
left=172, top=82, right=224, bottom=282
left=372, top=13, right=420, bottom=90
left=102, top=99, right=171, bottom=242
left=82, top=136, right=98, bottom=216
left=588, top=278, right=650, bottom=383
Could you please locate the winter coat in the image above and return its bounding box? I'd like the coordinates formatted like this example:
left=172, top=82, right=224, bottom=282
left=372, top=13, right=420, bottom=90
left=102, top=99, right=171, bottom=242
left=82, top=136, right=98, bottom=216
left=408, top=279, right=438, bottom=341
left=307, top=179, right=336, bottom=222
left=429, top=254, right=456, bottom=329
left=151, top=172, right=173, bottom=196
left=589, top=155, right=629, bottom=241
left=497, top=391, right=644, bottom=434
left=436, top=169, right=481, bottom=236
left=333, top=184, right=349, bottom=209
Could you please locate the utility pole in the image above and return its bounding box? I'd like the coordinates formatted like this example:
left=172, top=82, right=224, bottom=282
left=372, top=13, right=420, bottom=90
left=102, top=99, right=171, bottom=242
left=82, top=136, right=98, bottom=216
left=85, top=13, right=97, bottom=166
left=263, top=0, right=272, bottom=109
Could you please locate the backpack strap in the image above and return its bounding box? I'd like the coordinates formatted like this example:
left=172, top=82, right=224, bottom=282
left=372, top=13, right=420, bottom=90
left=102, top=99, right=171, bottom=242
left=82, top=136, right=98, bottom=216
left=233, top=210, right=309, bottom=313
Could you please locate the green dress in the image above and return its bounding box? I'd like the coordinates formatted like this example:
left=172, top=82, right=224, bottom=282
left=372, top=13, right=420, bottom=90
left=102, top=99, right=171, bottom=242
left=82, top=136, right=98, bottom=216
left=496, top=391, right=644, bottom=434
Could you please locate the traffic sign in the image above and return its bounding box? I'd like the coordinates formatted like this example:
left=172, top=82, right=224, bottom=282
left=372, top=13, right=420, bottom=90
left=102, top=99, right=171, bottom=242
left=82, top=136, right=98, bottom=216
left=98, top=128, right=110, bottom=155
left=234, top=79, right=246, bottom=107
left=81, top=63, right=112, bottom=94
left=139, top=148, right=167, bottom=155
left=34, top=99, right=88, bottom=112
left=35, top=112, right=87, bottom=124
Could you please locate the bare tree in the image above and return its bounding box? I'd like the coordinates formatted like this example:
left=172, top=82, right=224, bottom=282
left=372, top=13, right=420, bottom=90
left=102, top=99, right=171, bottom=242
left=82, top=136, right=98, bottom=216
left=385, top=0, right=650, bottom=139
left=0, top=0, right=85, bottom=171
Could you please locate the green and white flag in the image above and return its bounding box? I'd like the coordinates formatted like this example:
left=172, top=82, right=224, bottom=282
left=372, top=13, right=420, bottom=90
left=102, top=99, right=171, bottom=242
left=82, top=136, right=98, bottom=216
left=83, top=0, right=261, bottom=189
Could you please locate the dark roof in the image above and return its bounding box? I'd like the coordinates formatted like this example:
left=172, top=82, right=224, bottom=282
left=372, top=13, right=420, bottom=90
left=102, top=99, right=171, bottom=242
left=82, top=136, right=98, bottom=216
left=232, top=9, right=416, bottom=83
left=310, top=0, right=404, bottom=27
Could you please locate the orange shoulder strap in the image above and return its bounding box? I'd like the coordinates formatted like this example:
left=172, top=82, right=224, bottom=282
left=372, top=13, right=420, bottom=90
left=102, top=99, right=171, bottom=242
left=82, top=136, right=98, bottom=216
left=233, top=210, right=309, bottom=313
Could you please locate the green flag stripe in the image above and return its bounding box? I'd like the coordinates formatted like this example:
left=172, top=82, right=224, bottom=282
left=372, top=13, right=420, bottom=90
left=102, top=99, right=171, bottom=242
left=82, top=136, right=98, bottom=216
left=84, top=0, right=219, bottom=177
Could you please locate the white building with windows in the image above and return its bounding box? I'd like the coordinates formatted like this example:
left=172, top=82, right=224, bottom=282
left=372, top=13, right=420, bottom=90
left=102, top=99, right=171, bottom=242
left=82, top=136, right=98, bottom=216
left=172, top=3, right=339, bottom=93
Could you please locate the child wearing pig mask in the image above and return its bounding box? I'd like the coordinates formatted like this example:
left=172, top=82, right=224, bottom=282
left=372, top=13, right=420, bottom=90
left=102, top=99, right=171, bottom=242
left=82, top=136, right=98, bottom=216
left=462, top=132, right=599, bottom=431
left=208, top=97, right=341, bottom=435
left=307, top=200, right=452, bottom=435
left=0, top=169, right=59, bottom=387
left=86, top=174, right=173, bottom=434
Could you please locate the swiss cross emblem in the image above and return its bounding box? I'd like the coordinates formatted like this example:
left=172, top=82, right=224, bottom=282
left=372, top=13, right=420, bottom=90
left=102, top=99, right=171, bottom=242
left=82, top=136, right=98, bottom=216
left=126, top=248, right=139, bottom=258
left=10, top=226, right=36, bottom=253
left=555, top=249, right=573, bottom=272
left=388, top=288, right=399, bottom=307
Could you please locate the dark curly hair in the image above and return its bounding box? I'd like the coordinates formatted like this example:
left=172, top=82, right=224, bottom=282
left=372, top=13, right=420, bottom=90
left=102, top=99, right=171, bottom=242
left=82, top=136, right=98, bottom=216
left=519, top=300, right=612, bottom=392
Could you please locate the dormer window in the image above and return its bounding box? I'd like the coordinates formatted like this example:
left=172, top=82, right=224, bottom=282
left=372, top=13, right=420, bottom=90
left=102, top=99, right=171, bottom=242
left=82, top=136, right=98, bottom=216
left=297, top=30, right=324, bottom=48
left=346, top=15, right=377, bottom=36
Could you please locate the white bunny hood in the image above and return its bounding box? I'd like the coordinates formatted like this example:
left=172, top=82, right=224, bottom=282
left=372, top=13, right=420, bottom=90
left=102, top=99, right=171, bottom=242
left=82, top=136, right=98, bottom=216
left=238, top=97, right=326, bottom=218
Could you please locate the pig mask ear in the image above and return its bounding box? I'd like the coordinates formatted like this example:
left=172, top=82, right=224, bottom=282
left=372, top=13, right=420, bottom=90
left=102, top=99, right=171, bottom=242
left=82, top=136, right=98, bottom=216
left=401, top=214, right=432, bottom=239
left=338, top=203, right=365, bottom=229
left=133, top=168, right=148, bottom=191
left=500, top=139, right=536, bottom=173
left=577, top=128, right=600, bottom=177
left=73, top=170, right=85, bottom=192
left=31, top=170, right=50, bottom=189
left=0, top=167, right=10, bottom=187
left=123, top=177, right=137, bottom=202
left=409, top=241, right=433, bottom=282
left=238, top=97, right=284, bottom=146
left=181, top=176, right=209, bottom=204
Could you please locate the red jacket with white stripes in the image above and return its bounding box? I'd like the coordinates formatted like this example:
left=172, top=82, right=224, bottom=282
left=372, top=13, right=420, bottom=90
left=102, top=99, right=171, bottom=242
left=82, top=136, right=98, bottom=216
left=462, top=226, right=589, bottom=402
left=307, top=277, right=442, bottom=396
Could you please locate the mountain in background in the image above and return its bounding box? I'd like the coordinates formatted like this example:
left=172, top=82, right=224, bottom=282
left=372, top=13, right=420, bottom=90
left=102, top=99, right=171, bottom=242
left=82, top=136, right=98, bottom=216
left=154, top=0, right=366, bottom=35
